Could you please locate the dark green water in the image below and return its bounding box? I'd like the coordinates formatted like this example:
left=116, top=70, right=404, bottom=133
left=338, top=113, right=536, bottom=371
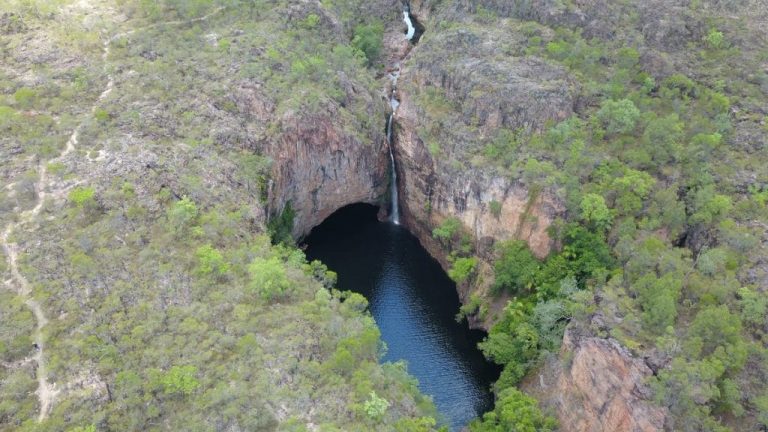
left=304, top=204, right=498, bottom=430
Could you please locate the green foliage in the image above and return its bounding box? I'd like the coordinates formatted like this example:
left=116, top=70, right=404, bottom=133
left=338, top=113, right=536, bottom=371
left=13, top=87, right=37, bottom=108
left=690, top=186, right=732, bottom=226
left=448, top=256, right=477, bottom=284
left=68, top=186, right=96, bottom=207
left=94, top=108, right=110, bottom=123
left=596, top=98, right=640, bottom=135
left=705, top=28, right=725, bottom=49
left=641, top=113, right=684, bottom=165
left=248, top=256, right=292, bottom=302
left=268, top=202, right=295, bottom=245
left=469, top=387, right=557, bottom=432
left=299, top=13, right=320, bottom=30
left=634, top=274, right=682, bottom=334
left=195, top=244, right=229, bottom=277
left=363, top=391, right=390, bottom=420
left=489, top=200, right=502, bottom=218
left=493, top=241, right=540, bottom=295
left=351, top=21, right=384, bottom=66
left=167, top=196, right=198, bottom=233
left=432, top=217, right=462, bottom=244
left=579, top=193, right=613, bottom=230
left=68, top=425, right=96, bottom=432
left=161, top=365, right=200, bottom=396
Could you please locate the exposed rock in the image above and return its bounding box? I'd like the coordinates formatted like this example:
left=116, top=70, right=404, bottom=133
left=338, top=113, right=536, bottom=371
left=523, top=325, right=668, bottom=432
left=267, top=106, right=389, bottom=238
left=392, top=19, right=571, bottom=311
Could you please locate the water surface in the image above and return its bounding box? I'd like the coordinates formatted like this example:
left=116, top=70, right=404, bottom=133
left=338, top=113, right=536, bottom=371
left=305, top=204, right=497, bottom=430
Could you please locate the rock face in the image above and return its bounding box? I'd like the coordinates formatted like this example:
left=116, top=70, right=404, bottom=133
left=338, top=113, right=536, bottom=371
left=234, top=80, right=389, bottom=239
left=266, top=107, right=389, bottom=238
left=393, top=20, right=571, bottom=282
left=524, top=326, right=668, bottom=432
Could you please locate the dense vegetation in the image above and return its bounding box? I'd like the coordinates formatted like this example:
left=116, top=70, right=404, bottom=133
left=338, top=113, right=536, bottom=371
left=415, top=3, right=768, bottom=430
left=0, top=0, right=440, bottom=430
left=2, top=0, right=767, bottom=431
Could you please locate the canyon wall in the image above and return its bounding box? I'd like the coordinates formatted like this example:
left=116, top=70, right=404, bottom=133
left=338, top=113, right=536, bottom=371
left=523, top=325, right=668, bottom=432
left=391, top=3, right=669, bottom=431
left=392, top=18, right=572, bottom=296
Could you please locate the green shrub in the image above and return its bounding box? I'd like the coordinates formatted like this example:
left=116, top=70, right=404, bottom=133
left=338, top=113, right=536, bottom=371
left=489, top=200, right=502, bottom=218
left=351, top=21, right=384, bottom=66
left=579, top=193, right=613, bottom=230
left=493, top=241, right=540, bottom=294
left=248, top=257, right=292, bottom=302
left=161, top=365, right=199, bottom=396
left=448, top=256, right=478, bottom=284
left=68, top=186, right=96, bottom=207
left=167, top=196, right=198, bottom=234
left=432, top=217, right=462, bottom=244
left=596, top=98, right=640, bottom=135
left=469, top=387, right=557, bottom=431
left=363, top=391, right=390, bottom=420
left=268, top=202, right=295, bottom=244
left=195, top=244, right=229, bottom=277
left=704, top=28, right=725, bottom=49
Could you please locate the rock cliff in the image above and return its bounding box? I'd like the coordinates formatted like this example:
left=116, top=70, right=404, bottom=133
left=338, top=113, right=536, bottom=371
left=523, top=325, right=668, bottom=432
left=265, top=105, right=389, bottom=239
left=392, top=17, right=571, bottom=299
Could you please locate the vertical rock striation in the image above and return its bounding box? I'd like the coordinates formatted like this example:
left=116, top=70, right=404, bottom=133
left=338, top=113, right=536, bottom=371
left=523, top=326, right=668, bottom=432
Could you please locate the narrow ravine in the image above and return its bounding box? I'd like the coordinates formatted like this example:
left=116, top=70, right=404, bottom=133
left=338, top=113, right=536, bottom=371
left=386, top=1, right=423, bottom=224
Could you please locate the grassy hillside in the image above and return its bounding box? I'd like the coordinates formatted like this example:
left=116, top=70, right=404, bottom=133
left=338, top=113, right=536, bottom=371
left=0, top=1, right=440, bottom=430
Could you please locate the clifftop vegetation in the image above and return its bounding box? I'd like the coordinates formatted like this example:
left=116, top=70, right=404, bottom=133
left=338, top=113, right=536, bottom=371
left=1, top=0, right=766, bottom=431
left=0, top=0, right=439, bottom=430
left=408, top=1, right=767, bottom=430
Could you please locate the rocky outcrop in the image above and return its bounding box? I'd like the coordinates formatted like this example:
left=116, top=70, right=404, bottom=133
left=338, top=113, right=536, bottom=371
left=266, top=106, right=389, bottom=238
left=523, top=326, right=668, bottom=432
left=234, top=77, right=389, bottom=239
left=392, top=20, right=571, bottom=284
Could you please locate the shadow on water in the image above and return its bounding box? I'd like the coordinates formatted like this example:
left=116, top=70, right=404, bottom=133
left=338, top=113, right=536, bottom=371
left=304, top=203, right=499, bottom=431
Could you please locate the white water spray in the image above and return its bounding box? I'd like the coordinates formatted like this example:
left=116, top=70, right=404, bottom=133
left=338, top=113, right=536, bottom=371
left=388, top=68, right=401, bottom=224
left=404, top=10, right=416, bottom=41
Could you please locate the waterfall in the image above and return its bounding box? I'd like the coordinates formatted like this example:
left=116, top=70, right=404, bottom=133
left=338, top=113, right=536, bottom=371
left=387, top=114, right=400, bottom=224
left=403, top=11, right=416, bottom=40
left=388, top=68, right=401, bottom=224
left=403, top=5, right=416, bottom=41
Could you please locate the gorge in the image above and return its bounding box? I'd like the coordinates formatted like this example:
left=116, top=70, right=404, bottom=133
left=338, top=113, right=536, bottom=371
left=2, top=0, right=766, bottom=431
left=305, top=204, right=498, bottom=430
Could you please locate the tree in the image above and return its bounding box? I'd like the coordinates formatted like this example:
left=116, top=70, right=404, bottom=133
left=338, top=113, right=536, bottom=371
left=449, top=256, right=477, bottom=284
left=168, top=196, right=198, bottom=234
left=493, top=241, right=540, bottom=294
left=432, top=217, right=462, bottom=245
left=351, top=21, right=384, bottom=66
left=469, top=387, right=557, bottom=432
left=68, top=186, right=96, bottom=207
left=641, top=113, right=684, bottom=165
left=704, top=28, right=725, bottom=49
left=363, top=391, right=390, bottom=420
left=596, top=98, right=640, bottom=135
left=579, top=193, right=613, bottom=230
left=195, top=244, right=229, bottom=277
left=248, top=257, right=292, bottom=301
left=161, top=365, right=200, bottom=396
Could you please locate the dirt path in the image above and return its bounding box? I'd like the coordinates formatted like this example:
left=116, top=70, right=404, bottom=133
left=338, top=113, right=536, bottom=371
left=0, top=6, right=225, bottom=422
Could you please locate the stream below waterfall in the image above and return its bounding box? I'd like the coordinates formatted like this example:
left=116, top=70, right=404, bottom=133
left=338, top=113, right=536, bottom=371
left=305, top=204, right=499, bottom=430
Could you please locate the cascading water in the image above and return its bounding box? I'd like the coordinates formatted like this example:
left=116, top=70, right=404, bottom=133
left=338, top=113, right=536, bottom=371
left=388, top=69, right=401, bottom=224
left=403, top=5, right=416, bottom=41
